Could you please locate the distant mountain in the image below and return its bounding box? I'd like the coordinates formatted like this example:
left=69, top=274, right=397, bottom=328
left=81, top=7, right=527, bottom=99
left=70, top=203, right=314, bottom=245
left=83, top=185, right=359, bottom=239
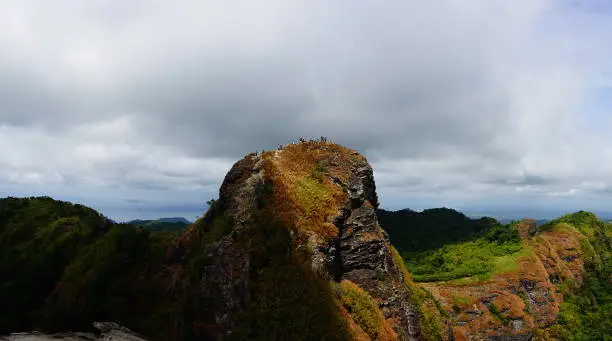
left=127, top=217, right=190, bottom=233
left=377, top=207, right=501, bottom=252
left=157, top=217, right=191, bottom=224
left=129, top=217, right=191, bottom=224
left=498, top=218, right=550, bottom=226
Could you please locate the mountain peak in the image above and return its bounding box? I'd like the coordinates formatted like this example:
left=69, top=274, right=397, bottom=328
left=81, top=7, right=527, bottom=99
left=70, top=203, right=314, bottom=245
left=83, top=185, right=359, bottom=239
left=183, top=140, right=423, bottom=340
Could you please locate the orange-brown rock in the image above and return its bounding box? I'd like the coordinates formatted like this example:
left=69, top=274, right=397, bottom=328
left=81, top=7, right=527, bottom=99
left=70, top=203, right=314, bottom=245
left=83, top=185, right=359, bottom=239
left=420, top=219, right=589, bottom=340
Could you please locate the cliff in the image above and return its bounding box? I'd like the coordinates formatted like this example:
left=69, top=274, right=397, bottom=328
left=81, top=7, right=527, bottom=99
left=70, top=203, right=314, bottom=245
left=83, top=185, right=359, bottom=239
left=165, top=141, right=428, bottom=340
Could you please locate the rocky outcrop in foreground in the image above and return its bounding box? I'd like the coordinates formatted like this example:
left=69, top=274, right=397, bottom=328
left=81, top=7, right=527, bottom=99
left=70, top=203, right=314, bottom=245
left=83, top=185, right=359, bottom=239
left=1, top=323, right=147, bottom=341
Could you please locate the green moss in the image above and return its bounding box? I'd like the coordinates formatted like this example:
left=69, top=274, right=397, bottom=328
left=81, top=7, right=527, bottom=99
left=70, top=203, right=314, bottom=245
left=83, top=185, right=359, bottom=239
left=405, top=284, right=444, bottom=341
left=390, top=245, right=412, bottom=283
left=293, top=177, right=331, bottom=217
left=451, top=294, right=470, bottom=312
left=392, top=245, right=445, bottom=340
left=338, top=280, right=385, bottom=339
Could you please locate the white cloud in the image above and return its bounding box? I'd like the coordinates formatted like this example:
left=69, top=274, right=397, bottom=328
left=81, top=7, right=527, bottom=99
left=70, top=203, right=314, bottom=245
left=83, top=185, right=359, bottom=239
left=0, top=0, right=611, bottom=219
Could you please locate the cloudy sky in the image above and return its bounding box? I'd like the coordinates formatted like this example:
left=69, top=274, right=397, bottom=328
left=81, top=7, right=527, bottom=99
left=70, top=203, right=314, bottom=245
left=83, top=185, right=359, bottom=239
left=1, top=0, right=611, bottom=221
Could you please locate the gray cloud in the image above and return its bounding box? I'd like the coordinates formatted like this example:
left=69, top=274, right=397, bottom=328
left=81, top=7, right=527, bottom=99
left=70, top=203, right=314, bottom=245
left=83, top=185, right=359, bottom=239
left=1, top=0, right=611, bottom=219
left=484, top=175, right=555, bottom=186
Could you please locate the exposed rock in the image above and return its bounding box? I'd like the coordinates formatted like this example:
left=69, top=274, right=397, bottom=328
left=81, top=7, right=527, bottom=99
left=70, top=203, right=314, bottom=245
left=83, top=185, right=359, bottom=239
left=1, top=323, right=147, bottom=341
left=300, top=151, right=420, bottom=340
left=516, top=220, right=537, bottom=239
left=165, top=142, right=423, bottom=340
left=199, top=237, right=250, bottom=334
left=420, top=217, right=597, bottom=340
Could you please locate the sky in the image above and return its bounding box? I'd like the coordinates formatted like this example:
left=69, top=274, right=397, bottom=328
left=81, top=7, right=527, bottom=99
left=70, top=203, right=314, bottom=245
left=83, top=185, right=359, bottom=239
left=1, top=0, right=611, bottom=221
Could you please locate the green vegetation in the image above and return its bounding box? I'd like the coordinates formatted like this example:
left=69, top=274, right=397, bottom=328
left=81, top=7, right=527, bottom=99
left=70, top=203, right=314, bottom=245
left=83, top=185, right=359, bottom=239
left=0, top=197, right=194, bottom=339
left=402, top=225, right=523, bottom=282
left=0, top=193, right=357, bottom=340
left=333, top=280, right=394, bottom=340
left=4, top=191, right=609, bottom=341
left=293, top=177, right=332, bottom=217
left=539, top=212, right=611, bottom=341
left=540, top=210, right=599, bottom=236
left=488, top=301, right=510, bottom=325
left=391, top=246, right=445, bottom=341
left=231, top=210, right=350, bottom=341
left=379, top=208, right=525, bottom=282
left=451, top=294, right=470, bottom=312
left=0, top=197, right=114, bottom=332
left=129, top=218, right=189, bottom=234
left=404, top=281, right=445, bottom=341
left=39, top=224, right=174, bottom=336
left=311, top=163, right=329, bottom=182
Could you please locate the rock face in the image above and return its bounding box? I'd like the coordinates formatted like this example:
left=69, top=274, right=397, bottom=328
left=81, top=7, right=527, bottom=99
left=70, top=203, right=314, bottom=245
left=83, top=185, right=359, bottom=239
left=317, top=163, right=421, bottom=340
left=1, top=322, right=147, bottom=341
left=176, top=142, right=423, bottom=340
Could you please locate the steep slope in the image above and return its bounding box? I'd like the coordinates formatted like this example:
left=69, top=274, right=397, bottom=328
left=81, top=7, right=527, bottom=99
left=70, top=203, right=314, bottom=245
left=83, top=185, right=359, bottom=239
left=385, top=209, right=611, bottom=340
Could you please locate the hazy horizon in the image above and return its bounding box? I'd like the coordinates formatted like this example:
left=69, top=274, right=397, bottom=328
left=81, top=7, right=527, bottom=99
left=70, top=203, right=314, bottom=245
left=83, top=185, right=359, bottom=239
left=5, top=193, right=609, bottom=223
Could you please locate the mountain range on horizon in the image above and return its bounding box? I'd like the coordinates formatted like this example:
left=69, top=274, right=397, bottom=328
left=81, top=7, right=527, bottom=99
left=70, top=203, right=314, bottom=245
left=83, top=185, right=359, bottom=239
left=128, top=217, right=192, bottom=225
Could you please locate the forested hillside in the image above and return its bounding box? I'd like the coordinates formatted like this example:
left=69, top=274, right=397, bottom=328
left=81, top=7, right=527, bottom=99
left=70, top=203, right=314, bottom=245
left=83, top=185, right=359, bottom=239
left=377, top=208, right=500, bottom=252
left=0, top=197, right=175, bottom=336
left=129, top=218, right=189, bottom=233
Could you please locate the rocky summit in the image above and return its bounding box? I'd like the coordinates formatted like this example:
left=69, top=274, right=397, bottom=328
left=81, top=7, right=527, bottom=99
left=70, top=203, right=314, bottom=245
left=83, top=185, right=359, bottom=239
left=166, top=141, right=428, bottom=340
